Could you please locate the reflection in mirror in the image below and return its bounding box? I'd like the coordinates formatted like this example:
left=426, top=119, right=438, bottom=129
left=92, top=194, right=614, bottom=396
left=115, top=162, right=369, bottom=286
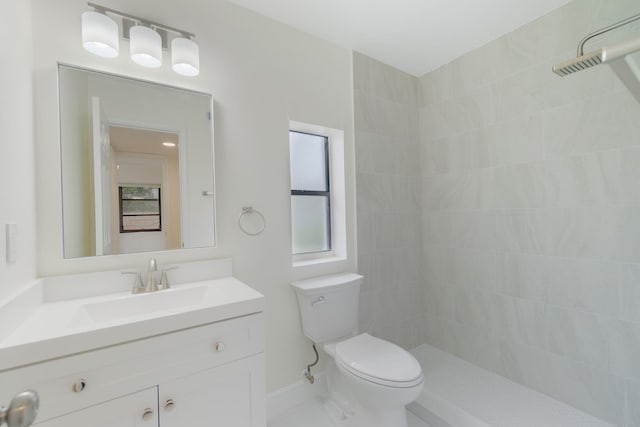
left=58, top=65, right=215, bottom=258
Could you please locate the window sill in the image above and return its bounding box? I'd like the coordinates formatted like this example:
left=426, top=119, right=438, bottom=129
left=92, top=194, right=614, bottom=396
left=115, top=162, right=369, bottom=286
left=293, top=255, right=347, bottom=269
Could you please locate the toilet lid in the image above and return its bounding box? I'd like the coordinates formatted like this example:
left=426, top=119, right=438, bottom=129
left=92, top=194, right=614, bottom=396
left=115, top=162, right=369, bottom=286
left=335, top=334, right=423, bottom=386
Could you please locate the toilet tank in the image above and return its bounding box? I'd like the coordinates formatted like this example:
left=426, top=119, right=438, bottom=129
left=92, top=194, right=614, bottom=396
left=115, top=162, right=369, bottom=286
left=291, top=273, right=363, bottom=344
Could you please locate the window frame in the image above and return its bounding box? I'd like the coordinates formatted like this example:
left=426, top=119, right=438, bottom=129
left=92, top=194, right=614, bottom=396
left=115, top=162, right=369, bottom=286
left=118, top=185, right=163, bottom=233
left=289, top=130, right=333, bottom=255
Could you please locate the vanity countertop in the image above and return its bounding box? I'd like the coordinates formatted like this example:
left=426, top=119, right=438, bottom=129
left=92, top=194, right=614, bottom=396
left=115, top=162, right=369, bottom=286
left=0, top=271, right=264, bottom=372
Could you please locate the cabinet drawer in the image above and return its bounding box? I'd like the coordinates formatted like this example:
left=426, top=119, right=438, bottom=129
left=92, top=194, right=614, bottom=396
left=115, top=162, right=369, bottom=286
left=34, top=387, right=158, bottom=427
left=0, top=312, right=263, bottom=422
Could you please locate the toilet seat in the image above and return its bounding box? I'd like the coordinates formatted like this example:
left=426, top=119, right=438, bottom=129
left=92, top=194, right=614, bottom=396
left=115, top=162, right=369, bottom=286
left=334, top=334, right=423, bottom=388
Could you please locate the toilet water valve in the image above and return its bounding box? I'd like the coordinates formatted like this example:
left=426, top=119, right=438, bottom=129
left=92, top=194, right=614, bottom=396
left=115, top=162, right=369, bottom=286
left=305, top=343, right=320, bottom=384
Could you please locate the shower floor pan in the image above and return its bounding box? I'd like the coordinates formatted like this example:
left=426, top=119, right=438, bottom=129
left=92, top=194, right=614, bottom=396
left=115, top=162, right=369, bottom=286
left=409, top=344, right=614, bottom=427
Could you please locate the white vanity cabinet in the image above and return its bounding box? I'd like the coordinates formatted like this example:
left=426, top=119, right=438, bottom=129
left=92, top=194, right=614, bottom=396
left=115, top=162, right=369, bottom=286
left=0, top=312, right=265, bottom=427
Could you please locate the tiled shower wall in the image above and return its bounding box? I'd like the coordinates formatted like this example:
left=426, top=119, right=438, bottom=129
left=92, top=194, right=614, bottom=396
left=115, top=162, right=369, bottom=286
left=419, top=0, right=640, bottom=425
left=353, top=53, right=424, bottom=349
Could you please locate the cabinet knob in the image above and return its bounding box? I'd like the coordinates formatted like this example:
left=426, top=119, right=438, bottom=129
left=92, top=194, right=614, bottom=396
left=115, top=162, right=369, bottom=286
left=141, top=408, right=154, bottom=421
left=214, top=341, right=225, bottom=352
left=164, top=399, right=175, bottom=412
left=0, top=390, right=39, bottom=427
left=72, top=379, right=87, bottom=393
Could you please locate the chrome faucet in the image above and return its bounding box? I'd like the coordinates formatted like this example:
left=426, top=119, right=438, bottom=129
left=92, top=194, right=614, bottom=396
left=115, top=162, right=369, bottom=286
left=145, top=258, right=158, bottom=293
left=122, top=258, right=178, bottom=294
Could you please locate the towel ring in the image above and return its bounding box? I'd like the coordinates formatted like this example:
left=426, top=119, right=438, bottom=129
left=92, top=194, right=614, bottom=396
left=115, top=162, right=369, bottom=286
left=238, top=206, right=266, bottom=236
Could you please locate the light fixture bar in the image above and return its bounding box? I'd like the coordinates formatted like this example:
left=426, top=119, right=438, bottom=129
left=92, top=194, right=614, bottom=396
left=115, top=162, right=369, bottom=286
left=87, top=2, right=195, bottom=39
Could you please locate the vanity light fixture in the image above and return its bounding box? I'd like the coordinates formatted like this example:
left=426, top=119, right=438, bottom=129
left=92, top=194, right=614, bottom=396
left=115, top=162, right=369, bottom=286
left=172, top=37, right=200, bottom=76
left=130, top=25, right=162, bottom=68
left=82, top=3, right=200, bottom=76
left=162, top=142, right=176, bottom=147
left=81, top=10, right=119, bottom=58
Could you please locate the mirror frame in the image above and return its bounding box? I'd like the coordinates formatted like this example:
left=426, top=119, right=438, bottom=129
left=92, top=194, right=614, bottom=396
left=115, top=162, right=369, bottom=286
left=36, top=63, right=219, bottom=271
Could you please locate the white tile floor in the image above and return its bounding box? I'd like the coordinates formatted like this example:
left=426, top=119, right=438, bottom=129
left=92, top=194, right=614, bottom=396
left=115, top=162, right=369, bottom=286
left=268, top=397, right=433, bottom=427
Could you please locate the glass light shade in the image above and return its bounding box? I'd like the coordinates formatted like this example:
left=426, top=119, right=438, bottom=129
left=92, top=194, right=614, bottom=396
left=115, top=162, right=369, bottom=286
left=171, top=37, right=200, bottom=76
left=130, top=25, right=162, bottom=68
left=82, top=11, right=119, bottom=58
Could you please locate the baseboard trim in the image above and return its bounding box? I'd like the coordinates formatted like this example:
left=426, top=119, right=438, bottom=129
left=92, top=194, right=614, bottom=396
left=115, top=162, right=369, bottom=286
left=267, top=371, right=328, bottom=420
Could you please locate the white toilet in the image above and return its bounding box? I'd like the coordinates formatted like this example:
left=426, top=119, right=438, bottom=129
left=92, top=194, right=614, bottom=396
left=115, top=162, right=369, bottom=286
left=291, top=273, right=424, bottom=427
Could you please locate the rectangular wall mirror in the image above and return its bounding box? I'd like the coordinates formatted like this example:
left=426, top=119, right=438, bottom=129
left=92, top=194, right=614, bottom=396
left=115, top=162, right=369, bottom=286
left=58, top=65, right=215, bottom=258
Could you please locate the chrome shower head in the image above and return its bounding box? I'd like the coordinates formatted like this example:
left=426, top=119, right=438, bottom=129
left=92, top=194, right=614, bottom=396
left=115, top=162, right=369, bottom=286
left=552, top=50, right=603, bottom=76
left=553, top=34, right=640, bottom=103
left=553, top=34, right=640, bottom=76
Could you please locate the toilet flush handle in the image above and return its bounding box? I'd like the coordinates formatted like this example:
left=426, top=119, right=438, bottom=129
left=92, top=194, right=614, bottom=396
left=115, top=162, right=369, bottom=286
left=311, top=296, right=325, bottom=306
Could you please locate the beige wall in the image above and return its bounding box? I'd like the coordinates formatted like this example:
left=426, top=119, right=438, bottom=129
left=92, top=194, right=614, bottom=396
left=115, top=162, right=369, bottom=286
left=0, top=1, right=36, bottom=299
left=31, top=0, right=357, bottom=392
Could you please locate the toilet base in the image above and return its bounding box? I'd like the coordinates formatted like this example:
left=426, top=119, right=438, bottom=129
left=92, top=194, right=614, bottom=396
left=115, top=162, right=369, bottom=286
left=323, top=393, right=410, bottom=427
left=323, top=362, right=412, bottom=427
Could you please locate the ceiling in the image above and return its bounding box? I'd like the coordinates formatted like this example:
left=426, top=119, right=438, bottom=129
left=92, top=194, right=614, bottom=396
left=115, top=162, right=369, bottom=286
left=110, top=126, right=179, bottom=157
left=225, top=0, right=572, bottom=76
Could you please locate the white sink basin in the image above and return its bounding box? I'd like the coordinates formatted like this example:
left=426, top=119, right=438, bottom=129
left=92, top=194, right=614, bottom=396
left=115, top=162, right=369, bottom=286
left=81, top=285, right=209, bottom=324
left=0, top=269, right=265, bottom=372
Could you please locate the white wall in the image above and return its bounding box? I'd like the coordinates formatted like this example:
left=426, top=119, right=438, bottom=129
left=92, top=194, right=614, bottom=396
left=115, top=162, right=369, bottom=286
left=31, top=0, right=356, bottom=392
left=0, top=1, right=36, bottom=300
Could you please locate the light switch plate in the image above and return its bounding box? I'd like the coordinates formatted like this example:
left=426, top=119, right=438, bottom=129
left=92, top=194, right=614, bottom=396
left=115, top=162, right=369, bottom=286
left=5, top=223, right=17, bottom=264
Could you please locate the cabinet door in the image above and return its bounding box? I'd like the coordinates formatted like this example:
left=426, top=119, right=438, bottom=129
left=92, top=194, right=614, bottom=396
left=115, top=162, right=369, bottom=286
left=160, top=354, right=265, bottom=427
left=35, top=387, right=158, bottom=427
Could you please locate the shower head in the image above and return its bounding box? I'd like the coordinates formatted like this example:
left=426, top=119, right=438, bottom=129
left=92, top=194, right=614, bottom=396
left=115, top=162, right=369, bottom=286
left=552, top=34, right=640, bottom=76
left=553, top=34, right=640, bottom=103
left=552, top=50, right=603, bottom=76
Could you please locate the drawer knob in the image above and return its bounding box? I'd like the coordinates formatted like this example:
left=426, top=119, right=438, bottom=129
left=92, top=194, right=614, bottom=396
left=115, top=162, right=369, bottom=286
left=142, top=408, right=154, bottom=421
left=0, top=390, right=39, bottom=427
left=164, top=399, right=175, bottom=411
left=72, top=379, right=87, bottom=393
left=214, top=341, right=225, bottom=352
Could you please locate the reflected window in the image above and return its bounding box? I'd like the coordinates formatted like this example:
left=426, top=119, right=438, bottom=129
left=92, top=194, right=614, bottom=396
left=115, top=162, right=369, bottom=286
left=119, top=186, right=162, bottom=232
left=289, top=131, right=331, bottom=254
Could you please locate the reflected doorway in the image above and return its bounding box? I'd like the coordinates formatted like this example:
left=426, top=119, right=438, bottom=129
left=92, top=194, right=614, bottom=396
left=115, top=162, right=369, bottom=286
left=109, top=126, right=182, bottom=254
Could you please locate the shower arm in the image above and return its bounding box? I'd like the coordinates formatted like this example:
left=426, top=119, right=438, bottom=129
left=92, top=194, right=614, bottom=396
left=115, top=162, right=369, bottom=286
left=578, top=12, right=640, bottom=56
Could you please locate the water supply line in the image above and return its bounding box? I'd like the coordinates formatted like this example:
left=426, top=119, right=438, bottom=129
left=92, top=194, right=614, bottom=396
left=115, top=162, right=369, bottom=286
left=305, top=344, right=319, bottom=384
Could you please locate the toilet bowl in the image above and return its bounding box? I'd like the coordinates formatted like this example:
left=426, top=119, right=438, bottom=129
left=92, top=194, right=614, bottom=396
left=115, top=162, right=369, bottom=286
left=291, top=274, right=424, bottom=427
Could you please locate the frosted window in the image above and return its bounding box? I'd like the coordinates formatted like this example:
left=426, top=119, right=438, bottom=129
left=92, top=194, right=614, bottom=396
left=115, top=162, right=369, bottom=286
left=290, top=131, right=328, bottom=192
left=291, top=195, right=330, bottom=254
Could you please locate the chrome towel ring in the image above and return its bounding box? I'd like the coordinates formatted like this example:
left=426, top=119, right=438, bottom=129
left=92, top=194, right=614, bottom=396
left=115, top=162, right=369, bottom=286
left=238, top=206, right=265, bottom=236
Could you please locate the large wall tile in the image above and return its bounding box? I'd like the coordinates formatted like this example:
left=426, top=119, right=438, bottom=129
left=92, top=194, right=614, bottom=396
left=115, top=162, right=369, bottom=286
left=627, top=380, right=640, bottom=427
left=543, top=257, right=620, bottom=317
left=488, top=113, right=544, bottom=167
left=621, top=264, right=640, bottom=324
left=547, top=306, right=608, bottom=369
left=495, top=295, right=547, bottom=349
left=450, top=248, right=498, bottom=292
left=354, top=53, right=423, bottom=350
left=454, top=288, right=500, bottom=335
left=620, top=147, right=640, bottom=205
left=446, top=319, right=501, bottom=373
left=499, top=339, right=625, bottom=426
left=543, top=92, right=640, bottom=158
left=606, top=320, right=640, bottom=382
left=496, top=253, right=547, bottom=302
left=495, top=210, right=541, bottom=254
